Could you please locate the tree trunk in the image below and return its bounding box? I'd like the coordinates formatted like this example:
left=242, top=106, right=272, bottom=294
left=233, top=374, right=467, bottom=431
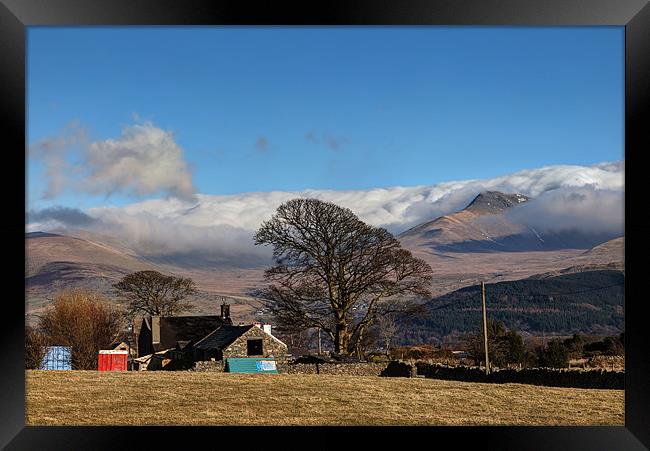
left=334, top=321, right=349, bottom=355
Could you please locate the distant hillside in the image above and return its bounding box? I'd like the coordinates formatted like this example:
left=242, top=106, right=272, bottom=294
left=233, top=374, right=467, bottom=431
left=25, top=231, right=265, bottom=323
left=26, top=232, right=157, bottom=282
left=397, top=269, right=624, bottom=344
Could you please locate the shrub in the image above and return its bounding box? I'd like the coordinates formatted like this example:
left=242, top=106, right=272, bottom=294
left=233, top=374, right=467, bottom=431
left=537, top=339, right=569, bottom=368
left=38, top=289, right=125, bottom=370
left=25, top=325, right=48, bottom=369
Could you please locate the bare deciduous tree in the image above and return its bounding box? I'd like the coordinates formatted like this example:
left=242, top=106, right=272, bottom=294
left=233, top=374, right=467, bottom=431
left=376, top=313, right=399, bottom=356
left=254, top=198, right=433, bottom=356
left=25, top=324, right=48, bottom=369
left=38, top=289, right=125, bottom=370
left=113, top=270, right=197, bottom=317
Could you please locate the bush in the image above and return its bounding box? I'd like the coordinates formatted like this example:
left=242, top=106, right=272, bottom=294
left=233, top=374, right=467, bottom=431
left=25, top=325, right=48, bottom=369
left=38, top=290, right=125, bottom=370
left=464, top=321, right=533, bottom=367
left=366, top=353, right=391, bottom=363
left=390, top=345, right=454, bottom=361
left=537, top=339, right=569, bottom=368
left=583, top=334, right=624, bottom=357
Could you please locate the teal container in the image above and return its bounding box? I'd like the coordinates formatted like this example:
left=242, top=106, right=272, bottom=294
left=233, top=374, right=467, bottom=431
left=225, top=357, right=278, bottom=374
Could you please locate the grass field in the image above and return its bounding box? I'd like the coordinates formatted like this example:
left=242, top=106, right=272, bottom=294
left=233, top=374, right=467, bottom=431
left=26, top=370, right=624, bottom=426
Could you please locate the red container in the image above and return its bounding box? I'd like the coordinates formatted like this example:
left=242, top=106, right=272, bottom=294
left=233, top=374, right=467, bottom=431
left=98, top=350, right=128, bottom=371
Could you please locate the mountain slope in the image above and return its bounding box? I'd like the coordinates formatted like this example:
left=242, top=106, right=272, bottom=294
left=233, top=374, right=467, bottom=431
left=26, top=232, right=164, bottom=315
left=397, top=269, right=624, bottom=344
left=25, top=232, right=265, bottom=322
left=397, top=191, right=623, bottom=297
left=26, top=232, right=156, bottom=280
left=399, top=191, right=616, bottom=253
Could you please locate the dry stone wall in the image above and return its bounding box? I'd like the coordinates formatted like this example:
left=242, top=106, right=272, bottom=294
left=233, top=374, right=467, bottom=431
left=191, top=360, right=225, bottom=372
left=408, top=362, right=624, bottom=389
left=188, top=358, right=623, bottom=388
left=283, top=362, right=388, bottom=376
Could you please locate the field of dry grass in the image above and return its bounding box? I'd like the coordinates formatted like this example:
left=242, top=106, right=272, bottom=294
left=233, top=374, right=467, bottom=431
left=26, top=370, right=624, bottom=426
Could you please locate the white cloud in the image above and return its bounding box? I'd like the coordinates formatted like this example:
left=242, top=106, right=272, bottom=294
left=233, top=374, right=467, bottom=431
left=505, top=186, right=624, bottom=234
left=29, top=121, right=197, bottom=202
left=30, top=161, right=624, bottom=264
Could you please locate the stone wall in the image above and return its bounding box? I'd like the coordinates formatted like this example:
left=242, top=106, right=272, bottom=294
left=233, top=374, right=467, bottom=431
left=188, top=357, right=623, bottom=388
left=222, top=326, right=289, bottom=362
left=191, top=360, right=225, bottom=372
left=282, top=362, right=389, bottom=376
left=189, top=359, right=387, bottom=375
left=398, top=362, right=624, bottom=389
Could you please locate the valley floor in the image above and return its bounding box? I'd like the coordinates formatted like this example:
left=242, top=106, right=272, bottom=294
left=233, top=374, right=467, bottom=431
left=25, top=370, right=623, bottom=426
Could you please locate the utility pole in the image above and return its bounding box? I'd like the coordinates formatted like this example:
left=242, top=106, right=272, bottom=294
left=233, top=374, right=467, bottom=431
left=127, top=318, right=134, bottom=371
left=481, top=281, right=490, bottom=375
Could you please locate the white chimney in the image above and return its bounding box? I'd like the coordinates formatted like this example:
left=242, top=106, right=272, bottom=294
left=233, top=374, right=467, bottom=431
left=263, top=324, right=272, bottom=335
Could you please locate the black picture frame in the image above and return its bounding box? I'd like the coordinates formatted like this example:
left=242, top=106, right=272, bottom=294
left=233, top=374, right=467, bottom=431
left=2, top=1, right=648, bottom=449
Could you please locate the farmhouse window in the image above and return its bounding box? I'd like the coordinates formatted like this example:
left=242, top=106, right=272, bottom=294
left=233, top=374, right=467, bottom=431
left=247, top=339, right=263, bottom=356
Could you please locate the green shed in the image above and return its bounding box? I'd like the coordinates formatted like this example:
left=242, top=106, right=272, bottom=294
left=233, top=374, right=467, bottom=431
left=225, top=357, right=278, bottom=374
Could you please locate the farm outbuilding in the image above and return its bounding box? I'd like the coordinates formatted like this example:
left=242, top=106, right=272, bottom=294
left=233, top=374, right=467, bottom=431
left=40, top=346, right=72, bottom=370
left=98, top=350, right=128, bottom=371
left=132, top=349, right=173, bottom=371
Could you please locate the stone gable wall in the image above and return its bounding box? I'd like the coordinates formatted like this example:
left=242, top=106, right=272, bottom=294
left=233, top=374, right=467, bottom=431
left=222, top=326, right=289, bottom=362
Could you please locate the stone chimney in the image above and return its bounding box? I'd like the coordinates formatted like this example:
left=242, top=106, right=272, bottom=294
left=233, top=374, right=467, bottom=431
left=151, top=316, right=160, bottom=347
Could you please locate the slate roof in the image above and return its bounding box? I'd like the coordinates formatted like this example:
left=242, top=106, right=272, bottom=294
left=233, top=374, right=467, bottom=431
left=193, top=325, right=255, bottom=351
left=141, top=315, right=232, bottom=350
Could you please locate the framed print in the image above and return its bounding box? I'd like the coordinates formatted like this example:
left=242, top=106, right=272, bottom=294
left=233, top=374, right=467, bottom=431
left=2, top=0, right=649, bottom=449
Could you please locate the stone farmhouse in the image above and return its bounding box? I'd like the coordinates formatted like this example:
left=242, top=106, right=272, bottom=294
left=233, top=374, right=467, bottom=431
left=134, top=303, right=288, bottom=370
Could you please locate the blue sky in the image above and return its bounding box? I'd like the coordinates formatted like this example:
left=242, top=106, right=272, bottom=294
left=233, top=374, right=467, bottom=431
left=27, top=27, right=624, bottom=211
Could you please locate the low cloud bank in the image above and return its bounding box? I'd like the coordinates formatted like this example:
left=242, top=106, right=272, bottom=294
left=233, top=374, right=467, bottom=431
left=27, top=206, right=98, bottom=227
left=505, top=186, right=624, bottom=235
left=27, top=161, right=624, bottom=264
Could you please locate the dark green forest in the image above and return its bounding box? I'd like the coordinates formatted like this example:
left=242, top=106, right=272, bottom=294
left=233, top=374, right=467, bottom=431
left=396, top=270, right=624, bottom=344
